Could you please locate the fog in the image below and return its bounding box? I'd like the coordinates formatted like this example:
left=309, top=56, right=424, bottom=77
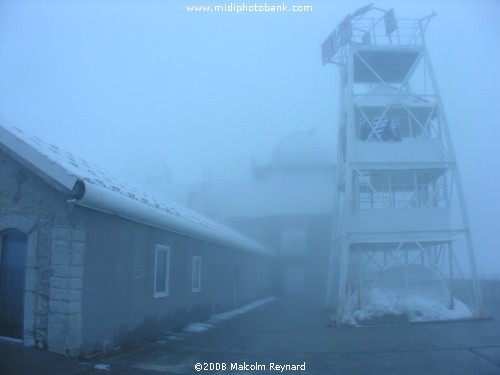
left=1, top=0, right=499, bottom=278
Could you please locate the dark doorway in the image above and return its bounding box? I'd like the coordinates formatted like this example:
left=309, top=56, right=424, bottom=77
left=0, top=231, right=28, bottom=339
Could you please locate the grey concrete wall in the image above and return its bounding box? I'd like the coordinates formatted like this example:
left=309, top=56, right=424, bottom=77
left=77, top=207, right=274, bottom=355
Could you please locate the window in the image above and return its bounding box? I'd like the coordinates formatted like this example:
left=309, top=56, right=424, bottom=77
left=355, top=169, right=448, bottom=210
left=355, top=102, right=441, bottom=142
left=192, top=256, right=202, bottom=292
left=358, top=116, right=405, bottom=142
left=154, top=245, right=170, bottom=298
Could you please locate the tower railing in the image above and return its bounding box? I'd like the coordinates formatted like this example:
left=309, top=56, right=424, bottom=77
left=323, top=5, right=482, bottom=325
left=350, top=18, right=425, bottom=47
left=322, top=5, right=436, bottom=66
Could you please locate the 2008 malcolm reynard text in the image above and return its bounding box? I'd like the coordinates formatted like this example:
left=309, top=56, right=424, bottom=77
left=194, top=362, right=307, bottom=372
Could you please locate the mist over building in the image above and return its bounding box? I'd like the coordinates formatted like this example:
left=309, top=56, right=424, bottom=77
left=0, top=2, right=499, bottom=365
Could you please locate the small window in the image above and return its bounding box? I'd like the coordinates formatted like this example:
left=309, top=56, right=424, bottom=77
left=154, top=245, right=170, bottom=298
left=192, top=256, right=202, bottom=292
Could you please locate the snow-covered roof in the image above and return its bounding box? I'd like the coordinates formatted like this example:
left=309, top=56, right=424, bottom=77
left=0, top=123, right=272, bottom=256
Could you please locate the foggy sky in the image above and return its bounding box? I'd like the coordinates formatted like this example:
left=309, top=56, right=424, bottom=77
left=1, top=0, right=499, bottom=275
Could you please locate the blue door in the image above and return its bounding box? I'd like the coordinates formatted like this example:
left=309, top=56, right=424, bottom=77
left=0, top=232, right=28, bottom=339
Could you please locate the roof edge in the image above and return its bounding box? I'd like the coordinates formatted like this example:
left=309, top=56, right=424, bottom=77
left=76, top=181, right=274, bottom=257
left=0, top=126, right=78, bottom=196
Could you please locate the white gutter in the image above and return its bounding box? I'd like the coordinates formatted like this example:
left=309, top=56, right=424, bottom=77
left=76, top=182, right=273, bottom=256
left=0, top=123, right=273, bottom=257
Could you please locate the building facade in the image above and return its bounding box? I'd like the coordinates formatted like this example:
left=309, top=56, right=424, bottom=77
left=165, top=131, right=336, bottom=305
left=0, top=124, right=274, bottom=356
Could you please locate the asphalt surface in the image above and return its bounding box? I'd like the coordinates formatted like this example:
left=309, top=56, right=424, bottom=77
left=1, top=297, right=499, bottom=375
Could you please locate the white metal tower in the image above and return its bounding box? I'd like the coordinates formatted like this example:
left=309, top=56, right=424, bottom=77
left=322, top=5, right=483, bottom=324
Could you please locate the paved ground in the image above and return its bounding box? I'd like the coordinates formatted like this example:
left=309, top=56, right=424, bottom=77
left=1, top=298, right=499, bottom=374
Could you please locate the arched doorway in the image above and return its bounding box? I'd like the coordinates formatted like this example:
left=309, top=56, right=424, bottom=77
left=0, top=231, right=28, bottom=339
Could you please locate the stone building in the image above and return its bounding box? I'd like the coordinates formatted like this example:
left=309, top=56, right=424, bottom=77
left=0, top=124, right=274, bottom=356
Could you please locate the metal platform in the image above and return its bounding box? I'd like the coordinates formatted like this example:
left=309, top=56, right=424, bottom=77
left=322, top=4, right=483, bottom=325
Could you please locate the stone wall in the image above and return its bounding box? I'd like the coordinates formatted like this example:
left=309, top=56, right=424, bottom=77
left=0, top=149, right=84, bottom=354
left=47, top=226, right=85, bottom=356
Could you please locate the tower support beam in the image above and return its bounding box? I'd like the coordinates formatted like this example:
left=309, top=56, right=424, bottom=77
left=323, top=6, right=483, bottom=324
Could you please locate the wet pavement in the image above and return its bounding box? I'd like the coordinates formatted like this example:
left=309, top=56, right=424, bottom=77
left=1, top=298, right=499, bottom=374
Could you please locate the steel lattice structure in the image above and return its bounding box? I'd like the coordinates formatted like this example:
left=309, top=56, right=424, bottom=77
left=322, top=5, right=483, bottom=324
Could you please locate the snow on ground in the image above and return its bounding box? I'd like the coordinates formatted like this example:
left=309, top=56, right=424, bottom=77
left=207, top=296, right=276, bottom=323
left=348, top=288, right=473, bottom=325
left=94, top=364, right=110, bottom=371
left=183, top=322, right=214, bottom=334
left=0, top=335, right=23, bottom=344
left=346, top=265, right=473, bottom=325
left=180, top=296, right=276, bottom=335
left=157, top=332, right=187, bottom=343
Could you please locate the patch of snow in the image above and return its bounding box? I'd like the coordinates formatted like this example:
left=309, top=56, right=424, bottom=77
left=345, top=265, right=474, bottom=325
left=348, top=288, right=473, bottom=325
left=0, top=335, right=22, bottom=343
left=208, top=296, right=276, bottom=324
left=167, top=333, right=186, bottom=341
left=181, top=296, right=275, bottom=335
left=161, top=331, right=187, bottom=341
left=183, top=322, right=214, bottom=334
left=94, top=364, right=110, bottom=371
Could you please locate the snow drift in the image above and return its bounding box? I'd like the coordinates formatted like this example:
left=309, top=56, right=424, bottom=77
left=346, top=265, right=473, bottom=325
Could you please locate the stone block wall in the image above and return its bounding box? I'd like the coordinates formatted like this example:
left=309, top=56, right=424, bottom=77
left=0, top=150, right=84, bottom=353
left=47, top=226, right=85, bottom=356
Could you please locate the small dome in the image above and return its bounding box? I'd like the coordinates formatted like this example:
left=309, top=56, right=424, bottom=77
left=117, top=149, right=172, bottom=192
left=272, top=130, right=332, bottom=165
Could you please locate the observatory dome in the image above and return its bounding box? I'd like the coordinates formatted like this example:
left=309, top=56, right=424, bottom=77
left=116, top=149, right=172, bottom=193
left=272, top=130, right=332, bottom=165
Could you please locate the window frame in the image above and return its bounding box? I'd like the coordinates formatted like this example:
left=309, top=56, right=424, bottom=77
left=154, top=245, right=170, bottom=298
left=191, top=256, right=202, bottom=293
